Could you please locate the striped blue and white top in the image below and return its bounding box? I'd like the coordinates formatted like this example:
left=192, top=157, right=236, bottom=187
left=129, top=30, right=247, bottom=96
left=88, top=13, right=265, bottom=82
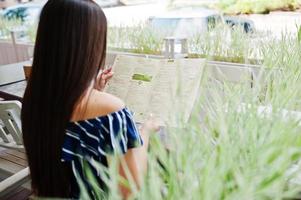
left=61, top=107, right=143, bottom=198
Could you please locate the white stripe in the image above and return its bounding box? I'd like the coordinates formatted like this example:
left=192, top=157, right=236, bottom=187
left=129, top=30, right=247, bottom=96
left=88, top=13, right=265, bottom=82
left=121, top=110, right=128, bottom=144
left=66, top=130, right=80, bottom=137
left=95, top=117, right=108, bottom=137
left=66, top=132, right=80, bottom=140
left=85, top=120, right=95, bottom=127
left=98, top=130, right=105, bottom=139
left=62, top=148, right=83, bottom=159
left=80, top=143, right=98, bottom=156
left=88, top=157, right=101, bottom=176
left=95, top=116, right=110, bottom=133
left=107, top=115, right=116, bottom=150
left=116, top=112, right=127, bottom=152
left=98, top=146, right=107, bottom=156
left=75, top=122, right=100, bottom=142
left=66, top=130, right=99, bottom=156
left=124, top=108, right=133, bottom=117
left=101, top=124, right=109, bottom=133
left=71, top=161, right=81, bottom=181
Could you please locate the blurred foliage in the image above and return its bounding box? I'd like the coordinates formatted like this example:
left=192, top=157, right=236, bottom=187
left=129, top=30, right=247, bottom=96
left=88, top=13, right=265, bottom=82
left=79, top=29, right=301, bottom=200
left=108, top=24, right=165, bottom=55
left=0, top=16, right=22, bottom=40
left=216, top=0, right=301, bottom=14
left=0, top=15, right=37, bottom=43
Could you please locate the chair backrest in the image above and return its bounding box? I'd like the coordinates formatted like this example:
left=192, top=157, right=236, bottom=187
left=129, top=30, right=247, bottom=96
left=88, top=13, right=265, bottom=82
left=0, top=101, right=23, bottom=149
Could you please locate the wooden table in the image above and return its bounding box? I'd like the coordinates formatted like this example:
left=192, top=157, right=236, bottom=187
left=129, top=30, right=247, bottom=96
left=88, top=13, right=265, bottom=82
left=0, top=60, right=31, bottom=102
left=0, top=81, right=26, bottom=102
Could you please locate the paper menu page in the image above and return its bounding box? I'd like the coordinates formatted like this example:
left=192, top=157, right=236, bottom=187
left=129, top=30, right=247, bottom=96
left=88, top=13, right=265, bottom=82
left=105, top=55, right=205, bottom=126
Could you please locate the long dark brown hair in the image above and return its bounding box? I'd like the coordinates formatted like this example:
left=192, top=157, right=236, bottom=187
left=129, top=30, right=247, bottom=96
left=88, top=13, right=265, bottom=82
left=21, top=0, right=107, bottom=197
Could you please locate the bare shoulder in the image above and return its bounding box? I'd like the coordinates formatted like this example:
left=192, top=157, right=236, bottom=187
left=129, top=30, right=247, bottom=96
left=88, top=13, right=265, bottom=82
left=72, top=89, right=125, bottom=121
left=90, top=89, right=125, bottom=113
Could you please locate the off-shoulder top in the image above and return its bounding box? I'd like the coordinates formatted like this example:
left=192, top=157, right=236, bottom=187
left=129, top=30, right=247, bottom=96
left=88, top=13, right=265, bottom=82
left=61, top=107, right=143, bottom=198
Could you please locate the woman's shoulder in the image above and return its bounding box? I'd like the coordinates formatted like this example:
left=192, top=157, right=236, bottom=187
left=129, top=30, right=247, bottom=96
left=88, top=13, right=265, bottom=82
left=91, top=89, right=125, bottom=113
left=92, top=90, right=125, bottom=108
left=71, top=89, right=125, bottom=122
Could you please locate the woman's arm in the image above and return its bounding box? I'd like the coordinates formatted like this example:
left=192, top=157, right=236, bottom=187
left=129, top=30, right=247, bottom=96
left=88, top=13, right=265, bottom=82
left=92, top=71, right=158, bottom=198
left=118, top=119, right=158, bottom=199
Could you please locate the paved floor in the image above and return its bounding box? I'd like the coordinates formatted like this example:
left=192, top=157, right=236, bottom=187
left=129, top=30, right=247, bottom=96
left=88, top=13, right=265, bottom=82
left=241, top=11, right=301, bottom=38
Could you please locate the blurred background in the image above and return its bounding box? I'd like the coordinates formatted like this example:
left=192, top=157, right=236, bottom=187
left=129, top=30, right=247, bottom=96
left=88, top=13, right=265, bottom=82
left=0, top=0, right=301, bottom=65
left=1, top=1, right=301, bottom=200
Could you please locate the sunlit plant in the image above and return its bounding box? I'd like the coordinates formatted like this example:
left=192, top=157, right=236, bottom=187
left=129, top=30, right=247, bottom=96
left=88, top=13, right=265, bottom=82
left=108, top=24, right=165, bottom=55
left=77, top=30, right=301, bottom=200
left=0, top=16, right=22, bottom=40
left=188, top=23, right=265, bottom=64
left=217, top=0, right=301, bottom=14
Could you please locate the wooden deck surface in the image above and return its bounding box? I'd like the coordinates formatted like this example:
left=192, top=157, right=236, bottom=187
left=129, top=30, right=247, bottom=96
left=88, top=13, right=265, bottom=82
left=1, top=186, right=32, bottom=200
left=0, top=148, right=27, bottom=174
left=0, top=147, right=31, bottom=200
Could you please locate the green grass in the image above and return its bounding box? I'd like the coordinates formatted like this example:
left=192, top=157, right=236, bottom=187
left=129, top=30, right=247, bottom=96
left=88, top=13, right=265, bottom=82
left=1, top=19, right=291, bottom=66
left=216, top=0, right=301, bottom=14
left=108, top=23, right=290, bottom=66
left=2, top=6, right=301, bottom=200
left=108, top=25, right=165, bottom=55
left=167, top=0, right=301, bottom=14
left=0, top=11, right=297, bottom=200
left=77, top=29, right=301, bottom=199
left=188, top=23, right=263, bottom=64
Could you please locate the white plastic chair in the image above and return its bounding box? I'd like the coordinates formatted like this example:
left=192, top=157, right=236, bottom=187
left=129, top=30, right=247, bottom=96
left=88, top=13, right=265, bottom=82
left=0, top=101, right=23, bottom=149
left=0, top=100, right=30, bottom=197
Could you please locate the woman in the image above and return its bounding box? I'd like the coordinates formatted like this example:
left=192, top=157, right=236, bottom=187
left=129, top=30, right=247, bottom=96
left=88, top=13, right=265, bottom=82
left=21, top=0, right=157, bottom=198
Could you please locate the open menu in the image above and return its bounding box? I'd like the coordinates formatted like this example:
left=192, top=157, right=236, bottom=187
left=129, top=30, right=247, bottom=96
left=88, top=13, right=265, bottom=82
left=105, top=55, right=205, bottom=126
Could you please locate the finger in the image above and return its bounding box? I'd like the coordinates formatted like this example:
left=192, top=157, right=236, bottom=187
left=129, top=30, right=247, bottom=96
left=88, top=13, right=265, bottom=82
left=107, top=67, right=113, bottom=73
left=107, top=71, right=114, bottom=78
left=103, top=67, right=112, bottom=74
left=96, top=74, right=106, bottom=85
left=148, top=114, right=161, bottom=130
left=103, top=68, right=110, bottom=74
left=96, top=69, right=103, bottom=80
left=105, top=65, right=112, bottom=71
left=99, top=77, right=106, bottom=88
left=102, top=72, right=114, bottom=81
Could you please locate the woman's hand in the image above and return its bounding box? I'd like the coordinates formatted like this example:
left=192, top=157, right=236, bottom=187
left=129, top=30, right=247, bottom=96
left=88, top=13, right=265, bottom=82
left=94, top=67, right=114, bottom=91
left=141, top=114, right=160, bottom=134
